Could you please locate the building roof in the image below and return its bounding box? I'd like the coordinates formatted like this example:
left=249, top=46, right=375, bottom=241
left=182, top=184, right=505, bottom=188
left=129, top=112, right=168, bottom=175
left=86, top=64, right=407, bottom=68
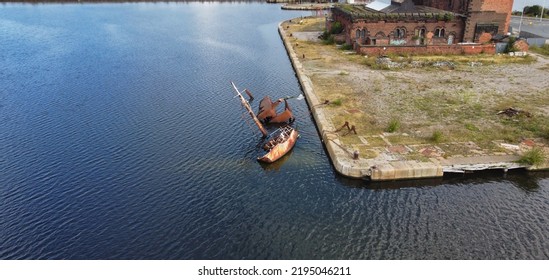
left=335, top=2, right=458, bottom=19
left=366, top=1, right=391, bottom=11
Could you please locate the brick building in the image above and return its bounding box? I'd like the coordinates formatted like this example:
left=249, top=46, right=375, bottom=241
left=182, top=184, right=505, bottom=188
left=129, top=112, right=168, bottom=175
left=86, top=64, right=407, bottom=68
left=328, top=0, right=514, bottom=55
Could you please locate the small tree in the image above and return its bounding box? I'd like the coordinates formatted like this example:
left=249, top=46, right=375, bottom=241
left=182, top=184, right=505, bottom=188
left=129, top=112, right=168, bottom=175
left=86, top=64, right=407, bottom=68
left=330, top=21, right=343, bottom=34
left=504, top=37, right=519, bottom=53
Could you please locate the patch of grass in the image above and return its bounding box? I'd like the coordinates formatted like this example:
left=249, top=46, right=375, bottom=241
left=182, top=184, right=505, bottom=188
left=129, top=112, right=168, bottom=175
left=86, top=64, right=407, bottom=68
left=331, top=98, right=342, bottom=106
left=401, top=53, right=536, bottom=66
left=404, top=152, right=431, bottom=162
left=340, top=43, right=353, bottom=51
left=431, top=130, right=444, bottom=143
left=386, top=134, right=425, bottom=145
left=529, top=44, right=549, bottom=56
left=366, top=136, right=387, bottom=147
left=501, top=115, right=549, bottom=139
left=356, top=147, right=379, bottom=159
left=464, top=123, right=479, bottom=131
left=321, top=33, right=335, bottom=45
left=386, top=119, right=401, bottom=133
left=518, top=148, right=545, bottom=166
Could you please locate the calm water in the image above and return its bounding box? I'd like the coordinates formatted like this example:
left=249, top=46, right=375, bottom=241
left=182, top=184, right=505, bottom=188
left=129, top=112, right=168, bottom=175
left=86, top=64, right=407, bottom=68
left=1, top=2, right=548, bottom=260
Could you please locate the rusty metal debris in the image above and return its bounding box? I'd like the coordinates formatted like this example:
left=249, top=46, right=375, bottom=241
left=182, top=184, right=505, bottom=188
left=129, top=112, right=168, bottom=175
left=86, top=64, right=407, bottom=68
left=497, top=107, right=531, bottom=118
left=257, top=96, right=294, bottom=124
left=335, top=121, right=357, bottom=136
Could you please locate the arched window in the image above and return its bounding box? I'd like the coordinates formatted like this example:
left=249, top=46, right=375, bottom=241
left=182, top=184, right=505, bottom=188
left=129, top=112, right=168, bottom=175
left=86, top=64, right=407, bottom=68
left=356, top=29, right=367, bottom=38
left=415, top=27, right=426, bottom=37
left=394, top=28, right=406, bottom=39
left=435, top=28, right=446, bottom=37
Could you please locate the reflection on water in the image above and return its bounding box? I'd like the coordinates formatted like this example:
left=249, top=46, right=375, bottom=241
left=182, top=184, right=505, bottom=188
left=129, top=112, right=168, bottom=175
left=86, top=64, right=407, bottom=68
left=0, top=3, right=548, bottom=260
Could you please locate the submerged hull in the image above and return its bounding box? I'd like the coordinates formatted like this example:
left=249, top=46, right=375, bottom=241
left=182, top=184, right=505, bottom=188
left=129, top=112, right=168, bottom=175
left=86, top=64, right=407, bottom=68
left=258, top=127, right=298, bottom=163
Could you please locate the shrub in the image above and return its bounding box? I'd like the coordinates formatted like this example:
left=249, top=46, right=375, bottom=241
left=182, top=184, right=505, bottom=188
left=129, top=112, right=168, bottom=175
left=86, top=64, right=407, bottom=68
left=341, top=43, right=353, bottom=51
left=322, top=34, right=335, bottom=45
left=431, top=130, right=443, bottom=143
left=504, top=37, right=519, bottom=53
left=386, top=119, right=401, bottom=133
left=330, top=21, right=343, bottom=34
left=518, top=148, right=545, bottom=167
left=331, top=99, right=342, bottom=106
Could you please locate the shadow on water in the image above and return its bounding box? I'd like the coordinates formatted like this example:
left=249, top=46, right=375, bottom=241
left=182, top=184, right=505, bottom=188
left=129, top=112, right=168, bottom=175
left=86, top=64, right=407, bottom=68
left=335, top=168, right=549, bottom=192
left=258, top=149, right=293, bottom=172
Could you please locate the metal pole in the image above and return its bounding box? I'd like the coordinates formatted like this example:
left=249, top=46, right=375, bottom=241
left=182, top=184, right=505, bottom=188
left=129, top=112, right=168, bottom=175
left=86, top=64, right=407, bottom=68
left=541, top=0, right=546, bottom=22
left=518, top=6, right=524, bottom=35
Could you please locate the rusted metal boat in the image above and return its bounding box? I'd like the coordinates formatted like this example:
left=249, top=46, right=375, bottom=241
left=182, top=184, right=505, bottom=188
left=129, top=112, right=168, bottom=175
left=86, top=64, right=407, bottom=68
left=257, top=96, right=294, bottom=124
left=230, top=81, right=298, bottom=163
left=258, top=125, right=298, bottom=163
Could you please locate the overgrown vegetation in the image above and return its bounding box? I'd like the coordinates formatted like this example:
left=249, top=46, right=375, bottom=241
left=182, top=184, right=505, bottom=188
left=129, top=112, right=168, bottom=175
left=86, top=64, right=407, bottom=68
left=504, top=36, right=519, bottom=53
left=331, top=98, right=342, bottom=106
left=320, top=32, right=335, bottom=45
left=320, top=21, right=344, bottom=45
left=529, top=44, right=549, bottom=56
left=330, top=21, right=343, bottom=35
left=518, top=148, right=546, bottom=166
left=340, top=43, right=353, bottom=51
left=431, top=130, right=444, bottom=143
left=386, top=119, right=401, bottom=133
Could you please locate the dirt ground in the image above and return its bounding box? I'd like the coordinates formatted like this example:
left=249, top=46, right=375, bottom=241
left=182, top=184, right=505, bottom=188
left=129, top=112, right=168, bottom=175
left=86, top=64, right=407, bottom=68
left=283, top=17, right=549, bottom=163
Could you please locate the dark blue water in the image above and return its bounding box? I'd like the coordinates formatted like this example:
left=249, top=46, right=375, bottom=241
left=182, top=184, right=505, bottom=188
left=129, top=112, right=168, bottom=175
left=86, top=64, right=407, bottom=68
left=1, top=3, right=548, bottom=260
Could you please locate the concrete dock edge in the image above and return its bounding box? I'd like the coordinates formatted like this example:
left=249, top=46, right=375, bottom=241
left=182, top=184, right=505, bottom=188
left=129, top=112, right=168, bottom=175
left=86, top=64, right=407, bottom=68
left=278, top=22, right=369, bottom=179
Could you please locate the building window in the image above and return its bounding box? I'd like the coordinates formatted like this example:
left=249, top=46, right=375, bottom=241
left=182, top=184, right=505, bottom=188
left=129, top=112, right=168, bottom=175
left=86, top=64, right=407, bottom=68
left=435, top=28, right=445, bottom=38
left=416, top=28, right=426, bottom=38
left=356, top=29, right=367, bottom=39
left=395, top=28, right=405, bottom=39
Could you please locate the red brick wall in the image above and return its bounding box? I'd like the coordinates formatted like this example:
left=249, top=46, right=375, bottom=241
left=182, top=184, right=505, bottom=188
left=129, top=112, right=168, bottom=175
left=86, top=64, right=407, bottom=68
left=462, top=0, right=514, bottom=42
left=330, top=0, right=513, bottom=46
left=356, top=43, right=496, bottom=56
left=329, top=11, right=354, bottom=45
left=480, top=0, right=514, bottom=34
left=413, top=1, right=514, bottom=42
left=413, top=0, right=469, bottom=13
left=513, top=40, right=529, bottom=52
left=331, top=9, right=465, bottom=46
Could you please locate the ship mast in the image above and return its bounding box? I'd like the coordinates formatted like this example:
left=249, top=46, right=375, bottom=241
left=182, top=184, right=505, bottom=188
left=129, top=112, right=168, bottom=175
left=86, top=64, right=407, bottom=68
left=231, top=81, right=268, bottom=137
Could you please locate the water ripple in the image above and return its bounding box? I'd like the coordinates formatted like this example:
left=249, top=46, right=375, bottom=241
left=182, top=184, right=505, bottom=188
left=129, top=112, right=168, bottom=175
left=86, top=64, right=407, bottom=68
left=1, top=3, right=548, bottom=260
